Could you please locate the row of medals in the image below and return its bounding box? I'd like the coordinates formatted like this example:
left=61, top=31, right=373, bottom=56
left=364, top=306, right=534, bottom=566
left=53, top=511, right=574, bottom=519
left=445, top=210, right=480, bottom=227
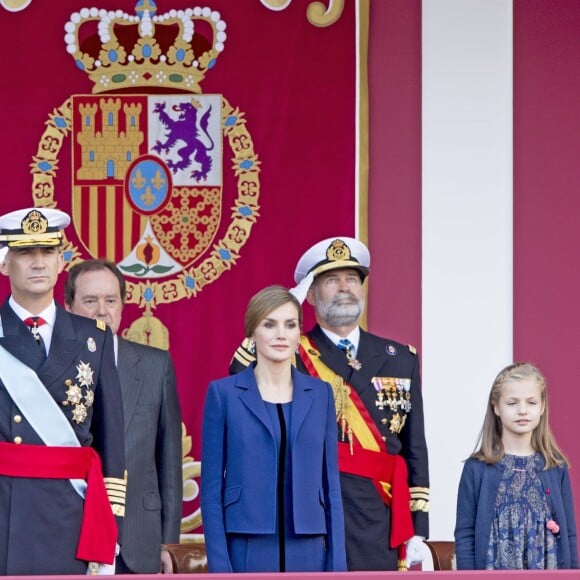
left=373, top=377, right=412, bottom=434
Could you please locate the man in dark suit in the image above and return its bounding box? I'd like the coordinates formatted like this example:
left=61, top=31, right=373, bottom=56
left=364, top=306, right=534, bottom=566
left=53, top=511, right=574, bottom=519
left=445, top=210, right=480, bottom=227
left=231, top=236, right=430, bottom=571
left=65, top=258, right=182, bottom=574
left=0, top=207, right=126, bottom=575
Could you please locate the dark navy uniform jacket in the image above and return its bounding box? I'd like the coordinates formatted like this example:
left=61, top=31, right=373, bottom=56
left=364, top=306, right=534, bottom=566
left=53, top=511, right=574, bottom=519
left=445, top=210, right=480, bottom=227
left=0, top=301, right=125, bottom=575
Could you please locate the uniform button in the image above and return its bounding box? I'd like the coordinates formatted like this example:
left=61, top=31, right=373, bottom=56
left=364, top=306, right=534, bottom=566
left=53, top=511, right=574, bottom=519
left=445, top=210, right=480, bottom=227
left=13, top=436, right=22, bottom=444
left=381, top=418, right=388, bottom=425
left=13, top=415, right=22, bottom=423
left=382, top=436, right=387, bottom=441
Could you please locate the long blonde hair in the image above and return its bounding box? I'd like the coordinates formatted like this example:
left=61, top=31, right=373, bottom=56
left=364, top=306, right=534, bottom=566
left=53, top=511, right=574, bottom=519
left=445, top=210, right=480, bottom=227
left=471, top=362, right=569, bottom=469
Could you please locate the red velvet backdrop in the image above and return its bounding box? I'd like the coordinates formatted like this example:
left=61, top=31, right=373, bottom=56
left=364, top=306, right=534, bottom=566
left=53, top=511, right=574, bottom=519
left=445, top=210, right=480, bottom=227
left=0, top=0, right=360, bottom=532
left=367, top=0, right=421, bottom=350
left=514, top=0, right=580, bottom=504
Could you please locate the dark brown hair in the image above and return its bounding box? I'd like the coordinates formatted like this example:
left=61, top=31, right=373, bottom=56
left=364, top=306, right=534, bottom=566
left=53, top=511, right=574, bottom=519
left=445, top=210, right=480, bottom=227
left=64, top=259, right=126, bottom=306
left=244, top=285, right=302, bottom=338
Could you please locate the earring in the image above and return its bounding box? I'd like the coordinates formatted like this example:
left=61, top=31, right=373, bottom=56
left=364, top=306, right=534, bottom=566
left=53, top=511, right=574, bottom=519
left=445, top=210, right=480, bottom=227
left=249, top=340, right=256, bottom=355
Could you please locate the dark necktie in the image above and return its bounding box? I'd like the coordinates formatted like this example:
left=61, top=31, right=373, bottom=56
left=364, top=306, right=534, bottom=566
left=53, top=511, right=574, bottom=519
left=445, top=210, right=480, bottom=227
left=23, top=316, right=47, bottom=353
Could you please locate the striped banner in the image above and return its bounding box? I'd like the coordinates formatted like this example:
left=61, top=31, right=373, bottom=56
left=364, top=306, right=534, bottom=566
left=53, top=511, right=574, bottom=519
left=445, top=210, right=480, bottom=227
left=369, top=0, right=580, bottom=550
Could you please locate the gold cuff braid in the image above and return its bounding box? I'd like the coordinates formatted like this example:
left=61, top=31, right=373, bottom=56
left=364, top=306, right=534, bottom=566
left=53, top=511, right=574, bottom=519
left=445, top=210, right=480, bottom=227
left=105, top=473, right=127, bottom=517
left=410, top=486, right=429, bottom=513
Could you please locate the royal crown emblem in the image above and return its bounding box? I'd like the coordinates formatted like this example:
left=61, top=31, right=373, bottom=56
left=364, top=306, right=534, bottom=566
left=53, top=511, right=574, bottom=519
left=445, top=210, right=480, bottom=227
left=30, top=0, right=261, bottom=343
left=64, top=2, right=226, bottom=94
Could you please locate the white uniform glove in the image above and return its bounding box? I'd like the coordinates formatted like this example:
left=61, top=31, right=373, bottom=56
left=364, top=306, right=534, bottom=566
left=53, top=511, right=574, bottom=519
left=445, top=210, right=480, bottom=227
left=406, top=535, right=429, bottom=566
left=86, top=562, right=115, bottom=575
left=86, top=544, right=119, bottom=575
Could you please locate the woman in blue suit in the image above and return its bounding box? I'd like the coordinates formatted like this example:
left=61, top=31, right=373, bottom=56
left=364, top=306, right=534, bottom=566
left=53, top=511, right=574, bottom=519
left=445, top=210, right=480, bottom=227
left=201, top=285, right=346, bottom=573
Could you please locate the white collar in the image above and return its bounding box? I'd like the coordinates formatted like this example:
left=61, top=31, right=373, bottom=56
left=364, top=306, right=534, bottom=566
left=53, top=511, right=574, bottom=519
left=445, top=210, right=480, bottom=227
left=9, top=296, right=57, bottom=328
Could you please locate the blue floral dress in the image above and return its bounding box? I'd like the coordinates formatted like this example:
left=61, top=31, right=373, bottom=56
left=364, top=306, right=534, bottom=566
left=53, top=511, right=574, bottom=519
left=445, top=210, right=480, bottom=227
left=486, top=453, right=558, bottom=569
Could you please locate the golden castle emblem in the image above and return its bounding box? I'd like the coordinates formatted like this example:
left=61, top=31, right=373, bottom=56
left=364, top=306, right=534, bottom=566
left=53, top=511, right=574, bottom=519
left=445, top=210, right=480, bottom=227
left=75, top=99, right=144, bottom=181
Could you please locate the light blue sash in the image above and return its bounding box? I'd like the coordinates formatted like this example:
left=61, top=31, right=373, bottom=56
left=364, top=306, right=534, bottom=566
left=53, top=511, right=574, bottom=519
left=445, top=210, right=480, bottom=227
left=0, top=341, right=86, bottom=498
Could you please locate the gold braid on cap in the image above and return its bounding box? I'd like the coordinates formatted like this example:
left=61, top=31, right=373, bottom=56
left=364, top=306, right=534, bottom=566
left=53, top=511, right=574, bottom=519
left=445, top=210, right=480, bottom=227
left=0, top=210, right=64, bottom=247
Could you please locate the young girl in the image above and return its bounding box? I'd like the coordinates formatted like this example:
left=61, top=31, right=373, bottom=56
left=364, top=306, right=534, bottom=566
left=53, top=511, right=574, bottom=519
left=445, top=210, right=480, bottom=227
left=454, top=362, right=578, bottom=570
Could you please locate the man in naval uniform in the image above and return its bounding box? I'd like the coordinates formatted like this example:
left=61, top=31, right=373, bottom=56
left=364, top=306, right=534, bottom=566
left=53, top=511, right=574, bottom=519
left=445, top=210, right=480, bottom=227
left=0, top=207, right=126, bottom=575
left=230, top=236, right=430, bottom=571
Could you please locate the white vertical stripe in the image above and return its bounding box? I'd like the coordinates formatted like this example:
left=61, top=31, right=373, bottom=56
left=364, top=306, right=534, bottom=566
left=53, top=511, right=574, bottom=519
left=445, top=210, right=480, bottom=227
left=422, top=0, right=513, bottom=553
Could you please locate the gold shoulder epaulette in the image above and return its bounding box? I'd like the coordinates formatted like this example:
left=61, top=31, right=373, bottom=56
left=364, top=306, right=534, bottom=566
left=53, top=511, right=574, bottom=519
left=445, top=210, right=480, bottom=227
left=408, top=344, right=417, bottom=355
left=96, top=320, right=107, bottom=331
left=231, top=338, right=255, bottom=368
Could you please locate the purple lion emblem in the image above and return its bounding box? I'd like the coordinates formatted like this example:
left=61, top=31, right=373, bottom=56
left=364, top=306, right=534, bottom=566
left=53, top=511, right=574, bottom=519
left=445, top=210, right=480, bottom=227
left=152, top=100, right=214, bottom=182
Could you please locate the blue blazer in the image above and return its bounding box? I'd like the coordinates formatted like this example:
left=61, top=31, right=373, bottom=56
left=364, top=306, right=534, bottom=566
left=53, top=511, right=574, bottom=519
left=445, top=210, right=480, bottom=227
left=455, top=456, right=579, bottom=569
left=200, top=365, right=346, bottom=572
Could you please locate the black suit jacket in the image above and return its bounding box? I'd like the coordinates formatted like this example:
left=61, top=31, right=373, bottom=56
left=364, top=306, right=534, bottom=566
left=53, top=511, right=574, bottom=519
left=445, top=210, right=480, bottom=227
left=117, top=337, right=182, bottom=573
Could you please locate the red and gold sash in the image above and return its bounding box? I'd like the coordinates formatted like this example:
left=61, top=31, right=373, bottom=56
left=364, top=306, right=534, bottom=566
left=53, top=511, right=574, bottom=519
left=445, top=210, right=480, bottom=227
left=299, top=336, right=414, bottom=564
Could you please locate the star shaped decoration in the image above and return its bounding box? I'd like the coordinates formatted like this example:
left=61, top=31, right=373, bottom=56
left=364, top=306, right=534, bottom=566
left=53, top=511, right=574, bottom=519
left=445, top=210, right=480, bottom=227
left=84, top=388, right=94, bottom=408
left=76, top=361, right=94, bottom=388
left=72, top=403, right=88, bottom=424
left=64, top=382, right=83, bottom=406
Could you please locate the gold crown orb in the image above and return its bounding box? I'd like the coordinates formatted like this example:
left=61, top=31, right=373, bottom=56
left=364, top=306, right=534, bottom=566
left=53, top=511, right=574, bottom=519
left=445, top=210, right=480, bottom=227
left=64, top=2, right=227, bottom=94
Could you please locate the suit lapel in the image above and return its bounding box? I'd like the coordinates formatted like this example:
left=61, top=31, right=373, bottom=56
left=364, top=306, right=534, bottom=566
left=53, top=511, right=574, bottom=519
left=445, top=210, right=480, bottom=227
left=39, top=305, right=83, bottom=384
left=310, top=324, right=352, bottom=374
left=236, top=366, right=274, bottom=438
left=289, top=366, right=313, bottom=447
left=236, top=366, right=315, bottom=445
left=355, top=329, right=389, bottom=382
left=309, top=324, right=385, bottom=396
left=0, top=301, right=47, bottom=370
left=117, top=338, right=144, bottom=432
